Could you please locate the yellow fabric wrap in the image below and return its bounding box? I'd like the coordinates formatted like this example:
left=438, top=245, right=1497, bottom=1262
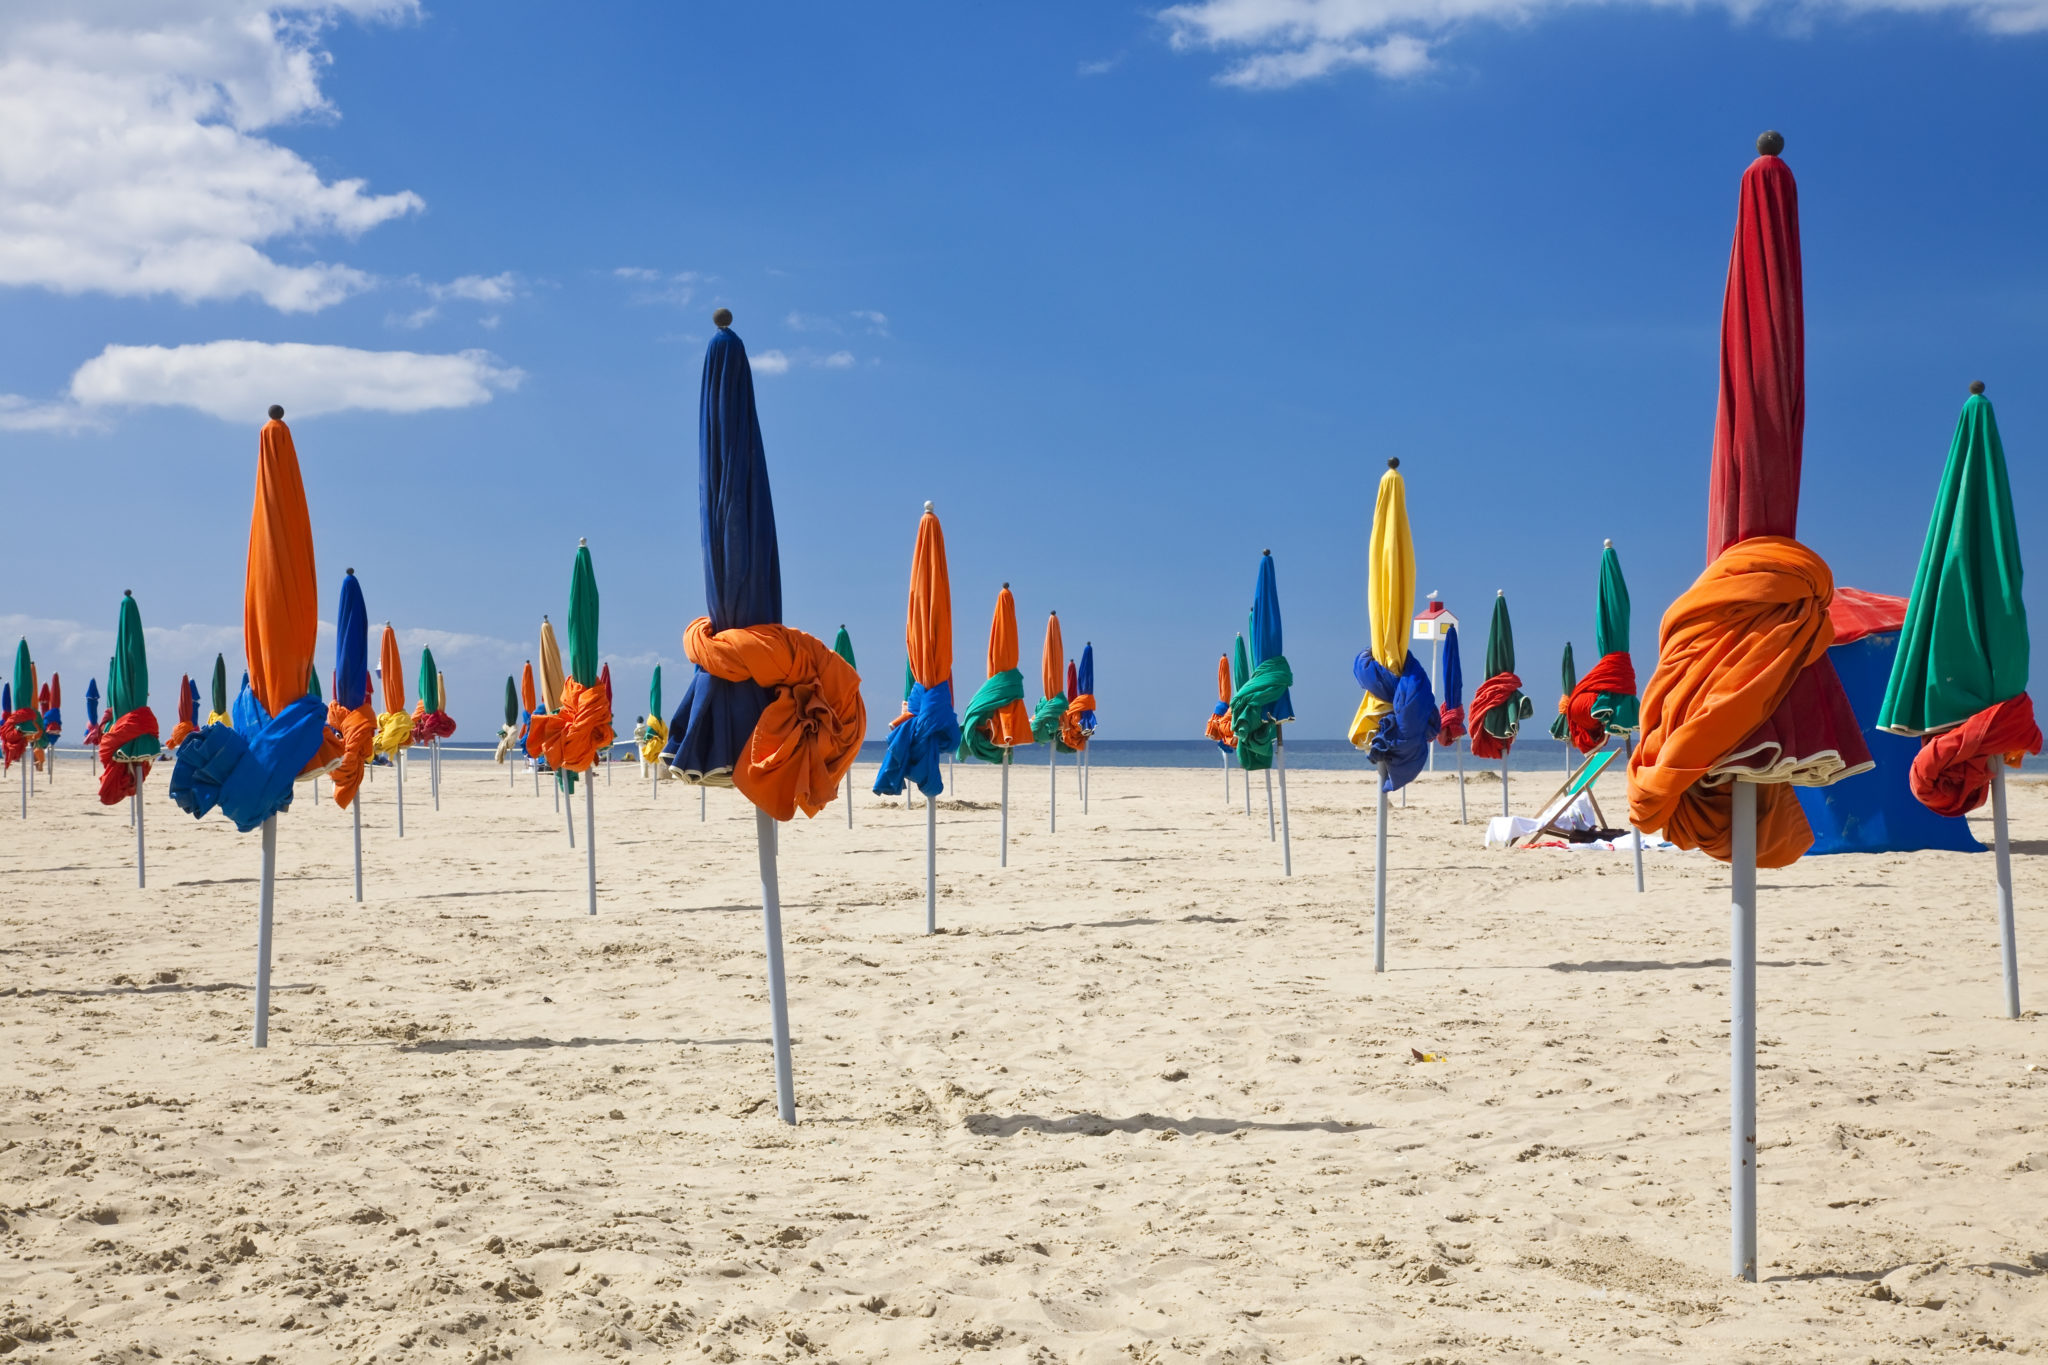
left=205, top=710, right=230, bottom=729
left=1348, top=465, right=1416, bottom=747
left=640, top=714, right=668, bottom=764
left=374, top=708, right=414, bottom=758
left=494, top=722, right=520, bottom=763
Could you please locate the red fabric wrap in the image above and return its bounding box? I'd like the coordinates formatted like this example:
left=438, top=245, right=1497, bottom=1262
left=1466, top=673, right=1522, bottom=760
left=1565, top=652, right=1638, bottom=753
left=411, top=704, right=458, bottom=744
left=97, top=708, right=159, bottom=804
left=1436, top=704, right=1465, bottom=745
left=1910, top=695, right=2042, bottom=818
left=0, top=709, right=32, bottom=767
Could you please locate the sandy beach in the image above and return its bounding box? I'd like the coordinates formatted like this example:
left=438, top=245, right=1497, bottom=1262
left=2, top=754, right=2044, bottom=1362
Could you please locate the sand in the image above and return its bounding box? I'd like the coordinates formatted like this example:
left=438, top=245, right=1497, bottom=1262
left=2, top=752, right=2044, bottom=1363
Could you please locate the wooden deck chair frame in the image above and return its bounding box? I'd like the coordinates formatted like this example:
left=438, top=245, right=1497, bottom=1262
left=1511, top=746, right=1622, bottom=847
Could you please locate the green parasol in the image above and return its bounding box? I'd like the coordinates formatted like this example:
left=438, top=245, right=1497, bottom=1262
left=109, top=592, right=158, bottom=759
left=1231, top=634, right=1250, bottom=694
left=1480, top=593, right=1533, bottom=739
left=1549, top=642, right=1576, bottom=742
left=307, top=664, right=322, bottom=705
left=504, top=676, right=519, bottom=728
left=11, top=638, right=30, bottom=716
left=416, top=648, right=440, bottom=713
left=569, top=541, right=600, bottom=687
left=648, top=664, right=663, bottom=722
left=1594, top=543, right=1640, bottom=732
left=210, top=654, right=228, bottom=719
left=1879, top=386, right=2028, bottom=735
left=833, top=628, right=856, bottom=670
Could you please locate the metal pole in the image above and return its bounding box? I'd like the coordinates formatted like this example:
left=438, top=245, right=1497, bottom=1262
left=1993, top=756, right=2020, bottom=1018
left=1730, top=779, right=1758, bottom=1283
left=1000, top=748, right=1010, bottom=867
left=1502, top=756, right=1510, bottom=820
left=1081, top=744, right=1088, bottom=814
left=1221, top=747, right=1229, bottom=805
left=585, top=778, right=597, bottom=916
left=253, top=816, right=277, bottom=1049
left=563, top=774, right=575, bottom=847
left=1456, top=740, right=1467, bottom=824
left=1373, top=764, right=1389, bottom=973
left=532, top=760, right=539, bottom=797
left=20, top=761, right=25, bottom=818
left=396, top=751, right=406, bottom=838
left=1276, top=728, right=1292, bottom=877
left=134, top=775, right=146, bottom=887
left=1428, top=637, right=1440, bottom=775
left=1626, top=733, right=1644, bottom=893
left=352, top=798, right=363, bottom=903
left=925, top=786, right=937, bottom=935
left=845, top=769, right=852, bottom=827
left=431, top=736, right=440, bottom=811
left=755, top=807, right=796, bottom=1125
left=1264, top=768, right=1275, bottom=841
left=700, top=783, right=706, bottom=822
left=1049, top=740, right=1057, bottom=833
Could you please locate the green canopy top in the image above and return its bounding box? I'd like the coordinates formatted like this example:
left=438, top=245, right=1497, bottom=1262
left=1596, top=542, right=1630, bottom=659
left=1880, top=388, right=2029, bottom=735
left=11, top=639, right=30, bottom=711
left=1484, top=592, right=1517, bottom=678
left=417, top=647, right=440, bottom=712
left=210, top=654, right=228, bottom=715
left=647, top=664, right=662, bottom=720
left=504, top=675, right=518, bottom=727
left=1549, top=641, right=1576, bottom=742
left=1231, top=634, right=1250, bottom=692
left=568, top=540, right=600, bottom=687
left=108, top=592, right=158, bottom=759
left=902, top=659, right=914, bottom=702
left=307, top=664, right=323, bottom=706
left=832, top=626, right=856, bottom=669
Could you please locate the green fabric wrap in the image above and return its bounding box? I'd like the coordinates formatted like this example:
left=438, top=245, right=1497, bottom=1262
left=568, top=544, right=600, bottom=687
left=959, top=667, right=1026, bottom=764
left=1880, top=391, right=2029, bottom=735
left=832, top=628, right=856, bottom=669
left=1549, top=642, right=1576, bottom=742
left=1032, top=695, right=1074, bottom=753
left=109, top=593, right=158, bottom=759
left=1229, top=655, right=1293, bottom=771
left=417, top=647, right=440, bottom=712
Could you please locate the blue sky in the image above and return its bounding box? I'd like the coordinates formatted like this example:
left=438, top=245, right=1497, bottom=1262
left=2, top=1, right=2044, bottom=738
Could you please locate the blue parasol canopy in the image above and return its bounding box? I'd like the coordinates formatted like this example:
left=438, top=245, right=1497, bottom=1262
left=665, top=322, right=780, bottom=777
left=1250, top=551, right=1294, bottom=722
left=335, top=571, right=370, bottom=710
left=186, top=677, right=201, bottom=721
left=1441, top=623, right=1464, bottom=719
left=85, top=678, right=100, bottom=730
left=1077, top=643, right=1096, bottom=732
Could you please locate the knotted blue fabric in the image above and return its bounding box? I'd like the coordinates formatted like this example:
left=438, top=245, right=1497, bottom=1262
left=874, top=680, right=960, bottom=798
left=170, top=694, right=330, bottom=832
left=1354, top=649, right=1441, bottom=793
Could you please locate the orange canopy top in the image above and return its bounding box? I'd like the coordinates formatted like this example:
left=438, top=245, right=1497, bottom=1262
left=904, top=504, right=952, bottom=688
left=987, top=585, right=1020, bottom=675
left=520, top=661, right=536, bottom=714
left=379, top=624, right=405, bottom=713
left=245, top=417, right=318, bottom=718
left=1216, top=653, right=1231, bottom=705
left=1040, top=612, right=1064, bottom=700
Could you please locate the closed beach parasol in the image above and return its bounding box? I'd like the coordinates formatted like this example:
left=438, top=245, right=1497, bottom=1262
left=1566, top=541, right=1645, bottom=888
left=1627, top=134, right=1872, bottom=1281
left=1031, top=612, right=1071, bottom=831
left=497, top=675, right=521, bottom=777
left=639, top=665, right=666, bottom=795
left=960, top=586, right=1032, bottom=861
left=1065, top=642, right=1097, bottom=811
left=170, top=406, right=341, bottom=1046
left=526, top=540, right=615, bottom=912
left=167, top=674, right=197, bottom=752
left=1469, top=591, right=1534, bottom=819
left=3, top=639, right=40, bottom=812
left=374, top=624, right=412, bottom=834
left=1879, top=382, right=2039, bottom=1016
left=209, top=655, right=229, bottom=727
left=1231, top=634, right=1252, bottom=816
left=1436, top=624, right=1468, bottom=821
left=34, top=672, right=62, bottom=780
left=661, top=311, right=864, bottom=1122
left=1232, top=551, right=1296, bottom=873
left=1347, top=460, right=1439, bottom=964
left=412, top=646, right=457, bottom=809
left=84, top=678, right=102, bottom=776
left=329, top=570, right=375, bottom=900
left=830, top=630, right=856, bottom=823
left=538, top=617, right=566, bottom=713
left=1548, top=643, right=1576, bottom=755
left=1205, top=651, right=1236, bottom=804
left=875, top=504, right=961, bottom=932
left=101, top=592, right=160, bottom=883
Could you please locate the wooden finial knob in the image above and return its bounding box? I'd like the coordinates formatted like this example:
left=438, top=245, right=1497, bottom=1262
left=713, top=308, right=732, bottom=328
left=267, top=404, right=284, bottom=420
left=1757, top=130, right=1784, bottom=156
left=1970, top=380, right=1986, bottom=395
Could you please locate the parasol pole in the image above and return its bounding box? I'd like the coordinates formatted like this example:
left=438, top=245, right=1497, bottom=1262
left=1049, top=739, right=1057, bottom=833
left=1428, top=635, right=1440, bottom=774
left=1264, top=768, right=1274, bottom=840
left=431, top=736, right=440, bottom=810
left=253, top=815, right=277, bottom=1048
left=1730, top=778, right=1758, bottom=1282
left=1221, top=748, right=1229, bottom=805
left=1081, top=744, right=1088, bottom=813
left=396, top=751, right=406, bottom=837
left=1276, top=725, right=1292, bottom=876
left=754, top=807, right=796, bottom=1124
left=1244, top=757, right=1251, bottom=817
left=925, top=782, right=937, bottom=934
left=1992, top=756, right=2020, bottom=1018
left=352, top=797, right=363, bottom=902
left=1502, top=755, right=1510, bottom=820
left=1626, top=733, right=1644, bottom=892
left=563, top=773, right=575, bottom=846
left=585, top=778, right=597, bottom=916
left=18, top=758, right=23, bottom=818
left=134, top=773, right=146, bottom=887
left=844, top=768, right=852, bottom=827
left=1373, top=761, right=1389, bottom=972
left=700, top=783, right=707, bottom=822
left=1000, top=747, right=1010, bottom=865
left=1455, top=739, right=1467, bottom=824
left=532, top=758, right=539, bottom=797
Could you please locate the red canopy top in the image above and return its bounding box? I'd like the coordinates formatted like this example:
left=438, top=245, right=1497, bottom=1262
left=1708, top=150, right=1804, bottom=562
left=1829, top=587, right=1907, bottom=646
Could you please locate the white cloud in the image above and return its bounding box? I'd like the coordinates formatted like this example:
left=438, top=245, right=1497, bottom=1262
left=785, top=311, right=841, bottom=333
left=56, top=339, right=522, bottom=421
left=1078, top=54, right=1125, bottom=75
left=614, top=266, right=662, bottom=282
left=615, top=268, right=702, bottom=306
left=852, top=309, right=892, bottom=337
left=433, top=272, right=519, bottom=305
left=820, top=351, right=856, bottom=369
left=0, top=395, right=103, bottom=433
left=751, top=349, right=791, bottom=376
left=0, top=2, right=426, bottom=311
left=1160, top=0, right=2048, bottom=87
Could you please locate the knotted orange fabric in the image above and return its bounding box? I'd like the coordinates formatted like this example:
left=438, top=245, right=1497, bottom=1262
left=1061, top=694, right=1096, bottom=750
left=327, top=700, right=377, bottom=809
left=1909, top=694, right=2041, bottom=818
left=683, top=617, right=866, bottom=821
left=1206, top=654, right=1236, bottom=747
left=1628, top=536, right=1836, bottom=867
left=97, top=708, right=158, bottom=804
left=525, top=678, right=614, bottom=775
